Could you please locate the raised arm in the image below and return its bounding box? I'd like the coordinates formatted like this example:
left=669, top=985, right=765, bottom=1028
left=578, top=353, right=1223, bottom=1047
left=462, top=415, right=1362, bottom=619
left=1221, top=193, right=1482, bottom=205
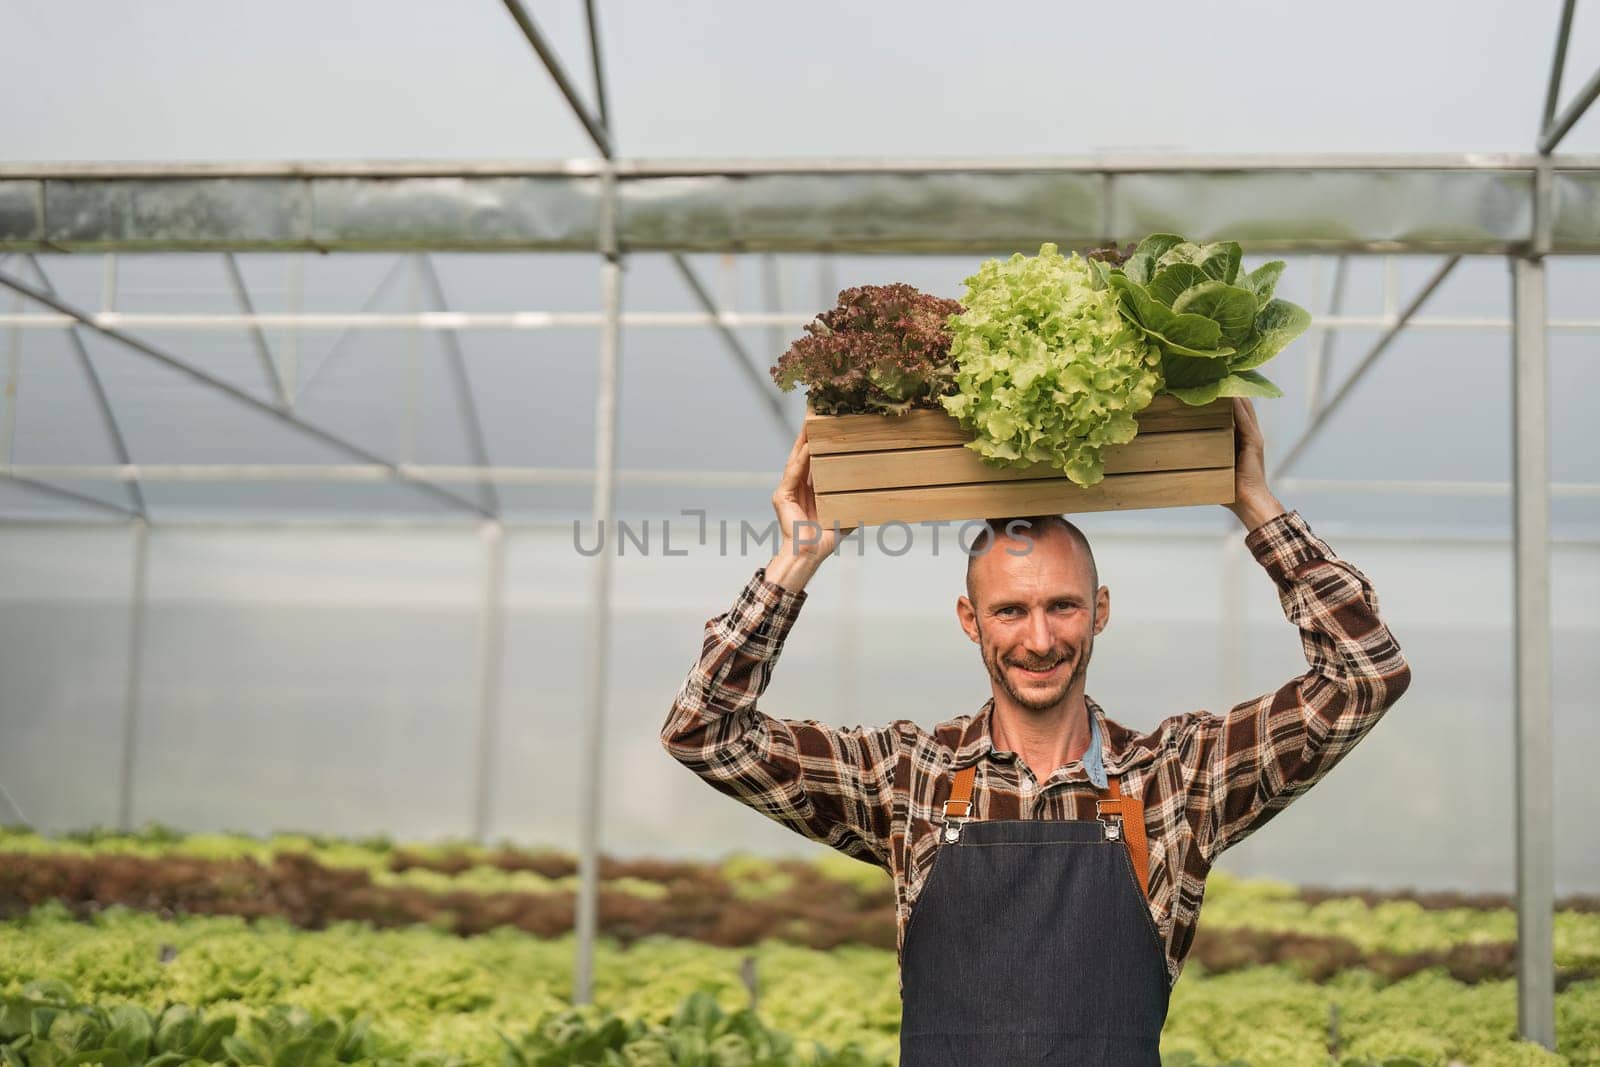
left=659, top=426, right=897, bottom=869
left=1189, top=508, right=1412, bottom=863
left=660, top=568, right=899, bottom=869
left=1190, top=399, right=1413, bottom=862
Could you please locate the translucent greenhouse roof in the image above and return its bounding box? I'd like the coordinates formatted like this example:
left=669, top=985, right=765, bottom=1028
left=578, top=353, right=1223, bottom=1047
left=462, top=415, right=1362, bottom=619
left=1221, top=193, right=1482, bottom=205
left=1, top=0, right=1598, bottom=537
left=5, top=1, right=1599, bottom=160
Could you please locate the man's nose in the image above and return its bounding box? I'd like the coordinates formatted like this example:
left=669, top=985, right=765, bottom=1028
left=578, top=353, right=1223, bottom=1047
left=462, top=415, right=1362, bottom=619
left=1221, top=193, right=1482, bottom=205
left=1023, top=611, right=1054, bottom=654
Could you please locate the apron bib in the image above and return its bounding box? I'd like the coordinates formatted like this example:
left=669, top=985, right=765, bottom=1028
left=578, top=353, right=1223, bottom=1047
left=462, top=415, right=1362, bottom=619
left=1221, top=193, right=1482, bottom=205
left=898, top=764, right=1170, bottom=1066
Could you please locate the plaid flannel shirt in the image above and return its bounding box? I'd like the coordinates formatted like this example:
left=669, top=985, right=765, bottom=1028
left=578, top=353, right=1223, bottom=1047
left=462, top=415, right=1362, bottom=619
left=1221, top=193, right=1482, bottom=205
left=661, top=510, right=1412, bottom=989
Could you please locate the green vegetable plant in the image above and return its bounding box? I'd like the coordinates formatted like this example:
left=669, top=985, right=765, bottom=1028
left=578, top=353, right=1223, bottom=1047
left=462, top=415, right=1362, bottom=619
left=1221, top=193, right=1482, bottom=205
left=1, top=979, right=239, bottom=1067
left=938, top=242, right=1163, bottom=487
left=500, top=989, right=881, bottom=1067
left=1086, top=232, right=1311, bottom=405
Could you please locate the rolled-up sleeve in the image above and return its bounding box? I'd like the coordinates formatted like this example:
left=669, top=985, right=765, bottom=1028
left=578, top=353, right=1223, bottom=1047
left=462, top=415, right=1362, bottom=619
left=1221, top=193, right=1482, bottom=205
left=661, top=567, right=899, bottom=869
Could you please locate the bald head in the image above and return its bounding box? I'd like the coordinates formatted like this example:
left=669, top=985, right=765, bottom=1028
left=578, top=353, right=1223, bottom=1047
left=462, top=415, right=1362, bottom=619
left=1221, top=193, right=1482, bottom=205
left=964, top=514, right=1099, bottom=610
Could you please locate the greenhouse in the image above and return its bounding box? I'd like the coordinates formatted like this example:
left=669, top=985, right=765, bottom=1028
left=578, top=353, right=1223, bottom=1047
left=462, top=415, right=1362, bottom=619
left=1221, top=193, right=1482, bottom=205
left=1, top=1, right=1597, bottom=1063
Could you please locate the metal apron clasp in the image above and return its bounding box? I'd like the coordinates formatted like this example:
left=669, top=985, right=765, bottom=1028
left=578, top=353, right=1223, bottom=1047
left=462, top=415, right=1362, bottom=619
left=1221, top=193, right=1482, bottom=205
left=1095, top=799, right=1123, bottom=841
left=942, top=798, right=972, bottom=843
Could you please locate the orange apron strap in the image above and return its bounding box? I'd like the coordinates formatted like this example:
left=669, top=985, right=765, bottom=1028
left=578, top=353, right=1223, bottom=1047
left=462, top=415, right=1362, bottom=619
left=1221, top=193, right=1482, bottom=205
left=944, top=763, right=1149, bottom=902
left=1098, top=774, right=1151, bottom=901
left=944, top=764, right=977, bottom=818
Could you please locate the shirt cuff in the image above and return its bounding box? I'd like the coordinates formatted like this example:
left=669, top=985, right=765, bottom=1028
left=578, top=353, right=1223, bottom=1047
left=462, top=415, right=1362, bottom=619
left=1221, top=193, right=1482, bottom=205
left=731, top=566, right=807, bottom=651
left=1243, top=509, right=1334, bottom=583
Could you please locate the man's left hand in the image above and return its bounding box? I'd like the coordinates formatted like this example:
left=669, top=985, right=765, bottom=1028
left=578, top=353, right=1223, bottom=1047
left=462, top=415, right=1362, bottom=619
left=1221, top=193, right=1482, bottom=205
left=1226, top=397, right=1287, bottom=531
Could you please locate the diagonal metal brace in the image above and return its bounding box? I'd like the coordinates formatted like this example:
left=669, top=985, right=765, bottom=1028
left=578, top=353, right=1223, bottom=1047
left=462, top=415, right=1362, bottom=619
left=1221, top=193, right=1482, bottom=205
left=670, top=255, right=795, bottom=442
left=0, top=267, right=493, bottom=518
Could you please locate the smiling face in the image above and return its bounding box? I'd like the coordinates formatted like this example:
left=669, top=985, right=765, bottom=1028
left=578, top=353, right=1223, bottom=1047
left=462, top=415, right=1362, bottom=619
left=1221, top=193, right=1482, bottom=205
left=958, top=519, right=1109, bottom=715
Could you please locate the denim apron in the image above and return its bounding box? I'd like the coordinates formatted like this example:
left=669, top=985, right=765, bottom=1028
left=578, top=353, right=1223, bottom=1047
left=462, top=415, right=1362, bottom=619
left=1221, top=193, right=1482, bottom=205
left=898, top=744, right=1171, bottom=1066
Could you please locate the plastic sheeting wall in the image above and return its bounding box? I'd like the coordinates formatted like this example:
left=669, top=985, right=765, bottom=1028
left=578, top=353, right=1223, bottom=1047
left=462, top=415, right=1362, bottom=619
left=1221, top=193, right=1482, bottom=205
left=1, top=520, right=1595, bottom=895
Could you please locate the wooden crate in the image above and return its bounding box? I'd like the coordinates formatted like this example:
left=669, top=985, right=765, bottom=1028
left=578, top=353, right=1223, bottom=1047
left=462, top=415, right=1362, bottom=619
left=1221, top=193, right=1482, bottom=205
left=805, top=394, right=1235, bottom=530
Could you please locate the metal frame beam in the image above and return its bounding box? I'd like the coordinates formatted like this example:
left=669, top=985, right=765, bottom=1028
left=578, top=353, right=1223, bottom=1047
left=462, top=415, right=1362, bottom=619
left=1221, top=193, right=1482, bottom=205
left=1539, top=0, right=1599, bottom=155
left=293, top=256, right=407, bottom=404
left=7, top=154, right=1597, bottom=178
left=0, top=267, right=493, bottom=519
left=498, top=0, right=612, bottom=159
left=670, top=254, right=794, bottom=442
left=1270, top=256, right=1461, bottom=481
left=9, top=308, right=1600, bottom=333
left=21, top=256, right=148, bottom=517
left=0, top=474, right=136, bottom=517
left=4, top=461, right=1597, bottom=499
left=221, top=252, right=292, bottom=409
left=7, top=157, right=1600, bottom=255
left=0, top=282, right=135, bottom=517
left=416, top=254, right=502, bottom=517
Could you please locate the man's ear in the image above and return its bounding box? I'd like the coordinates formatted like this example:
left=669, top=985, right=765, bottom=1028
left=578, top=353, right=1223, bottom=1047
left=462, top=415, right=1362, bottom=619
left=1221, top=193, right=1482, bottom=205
left=956, top=595, right=980, bottom=643
left=1093, top=585, right=1111, bottom=635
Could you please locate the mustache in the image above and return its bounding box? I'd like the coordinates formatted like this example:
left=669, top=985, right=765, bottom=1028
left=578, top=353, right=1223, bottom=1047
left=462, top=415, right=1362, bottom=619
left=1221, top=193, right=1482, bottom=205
left=1010, top=654, right=1069, bottom=670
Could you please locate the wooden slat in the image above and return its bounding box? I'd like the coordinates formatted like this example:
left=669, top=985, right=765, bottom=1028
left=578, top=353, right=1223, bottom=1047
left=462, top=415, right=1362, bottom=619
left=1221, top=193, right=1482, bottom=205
left=804, top=405, right=962, bottom=454
left=803, top=394, right=1232, bottom=455
left=810, top=427, right=1233, bottom=494
left=815, top=467, right=1235, bottom=530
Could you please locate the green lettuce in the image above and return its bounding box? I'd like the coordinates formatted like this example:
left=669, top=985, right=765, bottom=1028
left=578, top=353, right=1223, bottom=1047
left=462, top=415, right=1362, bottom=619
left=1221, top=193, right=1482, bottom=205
left=939, top=243, right=1162, bottom=487
left=1087, top=233, right=1311, bottom=405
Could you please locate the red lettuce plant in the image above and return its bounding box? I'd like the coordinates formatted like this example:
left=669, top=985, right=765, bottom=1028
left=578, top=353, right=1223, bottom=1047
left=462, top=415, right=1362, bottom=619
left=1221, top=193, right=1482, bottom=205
left=770, top=283, right=965, bottom=416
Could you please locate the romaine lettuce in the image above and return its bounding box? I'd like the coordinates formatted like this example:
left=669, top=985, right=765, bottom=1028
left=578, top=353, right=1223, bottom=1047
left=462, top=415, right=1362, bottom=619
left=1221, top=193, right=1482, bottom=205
left=1088, top=233, right=1311, bottom=405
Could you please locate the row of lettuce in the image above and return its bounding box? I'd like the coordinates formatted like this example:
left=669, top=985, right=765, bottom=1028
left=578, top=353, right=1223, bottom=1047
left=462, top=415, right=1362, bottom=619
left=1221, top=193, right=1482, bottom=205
left=4, top=979, right=884, bottom=1067
left=3, top=827, right=1596, bottom=983
left=3, top=904, right=1594, bottom=1066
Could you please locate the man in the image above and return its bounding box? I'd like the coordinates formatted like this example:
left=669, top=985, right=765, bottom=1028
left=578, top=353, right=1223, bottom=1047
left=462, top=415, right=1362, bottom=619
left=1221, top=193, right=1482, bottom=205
left=660, top=398, right=1412, bottom=1066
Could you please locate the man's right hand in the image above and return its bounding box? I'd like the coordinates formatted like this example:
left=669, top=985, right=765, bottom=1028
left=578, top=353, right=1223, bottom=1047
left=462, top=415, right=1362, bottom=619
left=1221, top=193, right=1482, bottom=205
left=766, top=425, right=838, bottom=593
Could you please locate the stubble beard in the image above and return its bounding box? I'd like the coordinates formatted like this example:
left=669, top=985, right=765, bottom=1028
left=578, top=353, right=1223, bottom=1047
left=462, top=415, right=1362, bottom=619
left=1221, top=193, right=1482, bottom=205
left=977, top=616, right=1094, bottom=715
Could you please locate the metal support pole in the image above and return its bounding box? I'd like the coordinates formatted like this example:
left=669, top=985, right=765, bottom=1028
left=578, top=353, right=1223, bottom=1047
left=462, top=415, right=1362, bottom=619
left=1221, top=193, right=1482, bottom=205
left=1510, top=255, right=1555, bottom=1049
left=117, top=518, right=150, bottom=831
left=402, top=258, right=422, bottom=464
left=470, top=520, right=507, bottom=842
left=1, top=290, right=19, bottom=468
left=283, top=254, right=303, bottom=400
left=574, top=166, right=622, bottom=1007
left=1305, top=256, right=1348, bottom=419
